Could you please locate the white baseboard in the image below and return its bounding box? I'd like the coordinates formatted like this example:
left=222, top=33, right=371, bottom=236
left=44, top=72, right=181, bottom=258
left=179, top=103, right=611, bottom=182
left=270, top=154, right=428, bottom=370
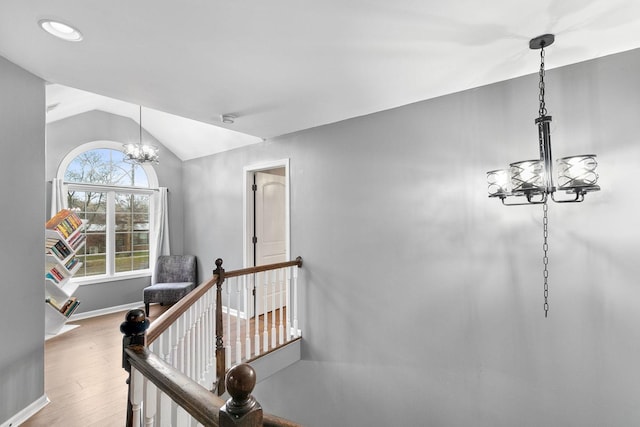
left=250, top=340, right=301, bottom=383
left=69, top=301, right=144, bottom=321
left=0, top=394, right=49, bottom=427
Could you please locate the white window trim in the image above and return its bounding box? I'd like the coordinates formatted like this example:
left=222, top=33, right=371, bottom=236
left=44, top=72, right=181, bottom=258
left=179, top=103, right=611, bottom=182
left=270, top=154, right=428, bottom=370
left=57, top=141, right=159, bottom=285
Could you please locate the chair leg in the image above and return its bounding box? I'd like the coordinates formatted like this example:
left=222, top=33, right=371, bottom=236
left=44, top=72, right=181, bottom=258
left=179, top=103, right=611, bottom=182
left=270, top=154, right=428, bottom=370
left=145, top=303, right=150, bottom=317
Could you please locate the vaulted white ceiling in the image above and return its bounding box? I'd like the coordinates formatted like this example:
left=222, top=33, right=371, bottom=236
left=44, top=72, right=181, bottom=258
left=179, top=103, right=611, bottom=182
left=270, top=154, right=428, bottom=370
left=2, top=0, right=640, bottom=160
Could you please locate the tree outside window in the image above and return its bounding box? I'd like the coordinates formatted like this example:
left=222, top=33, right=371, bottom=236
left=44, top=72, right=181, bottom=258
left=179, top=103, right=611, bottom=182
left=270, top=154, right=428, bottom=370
left=64, top=148, right=152, bottom=278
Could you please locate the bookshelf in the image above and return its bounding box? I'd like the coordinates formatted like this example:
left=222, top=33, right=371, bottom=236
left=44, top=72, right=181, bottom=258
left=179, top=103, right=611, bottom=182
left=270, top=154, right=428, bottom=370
left=45, top=209, right=85, bottom=340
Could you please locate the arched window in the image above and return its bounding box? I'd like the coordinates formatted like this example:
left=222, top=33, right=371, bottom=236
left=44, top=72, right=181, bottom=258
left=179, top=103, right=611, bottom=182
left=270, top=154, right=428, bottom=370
left=58, top=142, right=158, bottom=280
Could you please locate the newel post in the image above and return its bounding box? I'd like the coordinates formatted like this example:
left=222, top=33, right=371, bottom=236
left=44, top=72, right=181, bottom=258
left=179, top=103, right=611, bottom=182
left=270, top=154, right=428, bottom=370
left=214, top=258, right=226, bottom=395
left=121, top=309, right=150, bottom=427
left=219, top=364, right=263, bottom=427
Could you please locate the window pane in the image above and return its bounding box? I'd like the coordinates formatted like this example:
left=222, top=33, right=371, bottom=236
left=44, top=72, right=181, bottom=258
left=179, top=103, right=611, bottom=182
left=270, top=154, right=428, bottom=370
left=115, top=192, right=149, bottom=274
left=133, top=250, right=150, bottom=270
left=64, top=147, right=154, bottom=281
left=65, top=148, right=149, bottom=187
left=70, top=191, right=107, bottom=277
left=116, top=252, right=133, bottom=273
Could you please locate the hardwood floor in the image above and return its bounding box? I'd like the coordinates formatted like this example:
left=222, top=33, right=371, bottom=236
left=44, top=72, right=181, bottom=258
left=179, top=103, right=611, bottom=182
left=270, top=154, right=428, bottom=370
left=23, top=304, right=292, bottom=426
left=24, top=305, right=169, bottom=427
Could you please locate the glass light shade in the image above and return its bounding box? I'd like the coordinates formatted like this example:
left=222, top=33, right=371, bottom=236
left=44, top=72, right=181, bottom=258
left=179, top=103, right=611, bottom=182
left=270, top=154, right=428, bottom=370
left=510, top=160, right=545, bottom=194
left=487, top=169, right=511, bottom=197
left=123, top=143, right=159, bottom=164
left=556, top=155, right=598, bottom=190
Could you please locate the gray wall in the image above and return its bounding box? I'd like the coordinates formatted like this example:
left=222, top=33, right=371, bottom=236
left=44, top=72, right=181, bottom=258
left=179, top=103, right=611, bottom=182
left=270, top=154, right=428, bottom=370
left=0, top=56, right=45, bottom=423
left=45, top=110, right=185, bottom=313
left=183, top=48, right=640, bottom=426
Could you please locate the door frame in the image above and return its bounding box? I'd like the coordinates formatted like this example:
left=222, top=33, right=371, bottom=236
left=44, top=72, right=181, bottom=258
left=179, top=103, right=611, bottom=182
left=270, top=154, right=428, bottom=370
left=242, top=158, right=291, bottom=269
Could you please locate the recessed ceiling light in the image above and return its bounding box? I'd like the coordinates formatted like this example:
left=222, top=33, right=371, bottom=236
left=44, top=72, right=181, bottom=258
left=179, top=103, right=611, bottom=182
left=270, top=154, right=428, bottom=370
left=38, top=19, right=83, bottom=42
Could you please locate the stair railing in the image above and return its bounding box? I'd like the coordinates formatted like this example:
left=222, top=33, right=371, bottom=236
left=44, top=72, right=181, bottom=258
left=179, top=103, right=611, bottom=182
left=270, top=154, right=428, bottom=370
left=122, top=257, right=303, bottom=425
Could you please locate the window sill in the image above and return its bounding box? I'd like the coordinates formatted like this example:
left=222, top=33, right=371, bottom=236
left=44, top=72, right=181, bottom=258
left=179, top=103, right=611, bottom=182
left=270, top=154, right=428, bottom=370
left=73, top=271, right=152, bottom=286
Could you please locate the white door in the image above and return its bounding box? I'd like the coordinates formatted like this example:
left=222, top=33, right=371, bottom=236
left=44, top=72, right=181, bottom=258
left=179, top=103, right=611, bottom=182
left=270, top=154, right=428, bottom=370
left=253, top=169, right=286, bottom=316
left=255, top=170, right=286, bottom=266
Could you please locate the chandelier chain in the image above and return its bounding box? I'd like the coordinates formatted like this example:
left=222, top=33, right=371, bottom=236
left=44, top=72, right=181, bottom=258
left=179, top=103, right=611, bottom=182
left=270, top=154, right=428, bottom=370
left=538, top=47, right=547, bottom=117
left=543, top=200, right=549, bottom=317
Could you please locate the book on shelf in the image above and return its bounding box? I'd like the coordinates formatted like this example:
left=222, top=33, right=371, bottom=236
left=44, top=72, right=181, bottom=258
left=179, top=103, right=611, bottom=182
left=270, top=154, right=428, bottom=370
left=45, top=264, right=67, bottom=283
left=46, top=209, right=83, bottom=239
left=65, top=300, right=80, bottom=317
left=59, top=297, right=80, bottom=317
left=46, top=297, right=62, bottom=311
left=68, top=232, right=86, bottom=250
left=65, top=256, right=80, bottom=271
left=60, top=297, right=77, bottom=314
left=49, top=240, right=72, bottom=259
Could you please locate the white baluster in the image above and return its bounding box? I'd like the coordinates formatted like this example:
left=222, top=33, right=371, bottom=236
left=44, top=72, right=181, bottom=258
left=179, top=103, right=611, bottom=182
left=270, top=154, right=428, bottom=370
left=191, top=305, right=198, bottom=380
left=271, top=269, right=277, bottom=349
left=193, top=299, right=200, bottom=382
left=285, top=266, right=292, bottom=340
left=158, top=390, right=171, bottom=427
left=235, top=277, right=242, bottom=364
left=207, top=288, right=216, bottom=379
left=197, top=298, right=205, bottom=384
left=162, top=326, right=171, bottom=363
left=225, top=280, right=231, bottom=370
left=143, top=378, right=157, bottom=427
left=184, top=309, right=192, bottom=378
left=254, top=272, right=261, bottom=356
left=203, top=295, right=209, bottom=381
left=177, top=316, right=185, bottom=372
left=293, top=264, right=299, bottom=337
left=278, top=267, right=284, bottom=345
left=245, top=275, right=252, bottom=360
left=195, top=306, right=200, bottom=381
left=176, top=404, right=189, bottom=426
left=170, top=322, right=178, bottom=368
left=130, top=367, right=143, bottom=427
left=156, top=390, right=171, bottom=427
left=211, top=285, right=219, bottom=385
left=148, top=338, right=158, bottom=356
left=262, top=270, right=269, bottom=351
left=200, top=291, right=208, bottom=385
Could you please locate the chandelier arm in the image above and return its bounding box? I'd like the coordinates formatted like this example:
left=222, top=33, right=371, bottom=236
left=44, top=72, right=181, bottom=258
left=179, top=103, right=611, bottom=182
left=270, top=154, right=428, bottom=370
left=550, top=191, right=585, bottom=203
left=500, top=192, right=548, bottom=206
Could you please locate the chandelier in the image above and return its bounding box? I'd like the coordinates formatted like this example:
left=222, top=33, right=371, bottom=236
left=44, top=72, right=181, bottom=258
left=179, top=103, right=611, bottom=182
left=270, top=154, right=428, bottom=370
left=123, top=106, right=159, bottom=164
left=486, top=34, right=600, bottom=316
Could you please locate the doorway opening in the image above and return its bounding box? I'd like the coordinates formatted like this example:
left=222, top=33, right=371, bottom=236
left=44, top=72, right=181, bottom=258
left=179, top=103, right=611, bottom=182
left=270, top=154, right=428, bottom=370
left=243, top=159, right=290, bottom=317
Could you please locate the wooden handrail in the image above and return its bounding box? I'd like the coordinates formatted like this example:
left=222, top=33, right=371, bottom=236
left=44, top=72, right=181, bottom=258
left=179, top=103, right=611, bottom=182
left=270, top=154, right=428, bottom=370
left=146, top=257, right=303, bottom=345
left=123, top=312, right=305, bottom=426
left=263, top=414, right=305, bottom=427
left=225, top=256, right=303, bottom=279
left=126, top=345, right=224, bottom=425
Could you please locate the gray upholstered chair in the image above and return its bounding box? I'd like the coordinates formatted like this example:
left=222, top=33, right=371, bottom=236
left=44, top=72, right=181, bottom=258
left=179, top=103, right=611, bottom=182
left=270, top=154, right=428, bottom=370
left=143, top=255, right=197, bottom=316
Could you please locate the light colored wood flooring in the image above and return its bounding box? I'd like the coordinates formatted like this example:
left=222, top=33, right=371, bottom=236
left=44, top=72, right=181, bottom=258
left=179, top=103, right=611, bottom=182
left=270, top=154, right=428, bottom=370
left=23, top=304, right=293, bottom=426
left=23, top=305, right=169, bottom=427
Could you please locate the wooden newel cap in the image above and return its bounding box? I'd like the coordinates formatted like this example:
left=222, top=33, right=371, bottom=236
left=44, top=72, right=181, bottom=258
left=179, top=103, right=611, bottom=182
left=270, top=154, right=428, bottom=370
left=226, top=363, right=256, bottom=402
left=221, top=364, right=262, bottom=424
left=120, top=309, right=149, bottom=336
left=215, top=258, right=224, bottom=269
